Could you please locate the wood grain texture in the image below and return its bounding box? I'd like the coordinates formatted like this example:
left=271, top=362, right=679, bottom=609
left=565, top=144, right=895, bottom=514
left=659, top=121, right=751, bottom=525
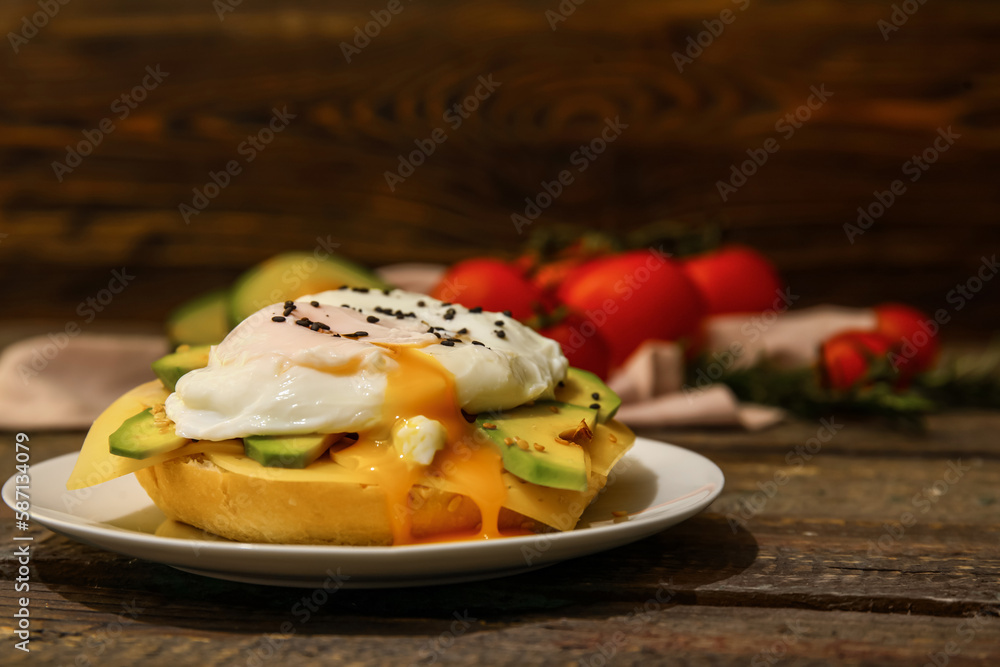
left=1, top=410, right=998, bottom=665
left=0, top=0, right=998, bottom=334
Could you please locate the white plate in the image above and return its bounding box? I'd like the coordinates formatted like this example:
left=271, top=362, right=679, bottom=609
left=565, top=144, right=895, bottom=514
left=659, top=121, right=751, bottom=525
left=3, top=437, right=723, bottom=588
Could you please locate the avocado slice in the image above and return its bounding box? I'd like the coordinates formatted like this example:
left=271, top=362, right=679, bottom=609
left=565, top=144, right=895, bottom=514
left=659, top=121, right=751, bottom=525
left=554, top=367, right=622, bottom=423
left=110, top=407, right=190, bottom=460
left=228, top=252, right=391, bottom=327
left=167, top=288, right=230, bottom=348
left=476, top=401, right=596, bottom=492
left=243, top=433, right=340, bottom=469
left=152, top=345, right=211, bottom=391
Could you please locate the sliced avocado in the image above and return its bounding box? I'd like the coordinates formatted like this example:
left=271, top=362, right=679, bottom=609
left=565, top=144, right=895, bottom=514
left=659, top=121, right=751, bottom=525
left=476, top=401, right=596, bottom=492
left=243, top=433, right=339, bottom=469
left=110, top=407, right=189, bottom=459
left=167, top=288, right=230, bottom=348
left=228, top=252, right=391, bottom=326
left=554, top=367, right=622, bottom=423
left=152, top=345, right=211, bottom=391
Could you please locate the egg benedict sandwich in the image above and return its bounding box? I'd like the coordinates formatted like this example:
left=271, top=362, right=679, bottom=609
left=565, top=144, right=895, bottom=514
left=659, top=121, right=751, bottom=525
left=67, top=288, right=634, bottom=545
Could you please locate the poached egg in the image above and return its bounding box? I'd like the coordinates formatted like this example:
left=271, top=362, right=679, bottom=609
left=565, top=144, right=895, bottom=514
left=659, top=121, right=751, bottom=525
left=164, top=288, right=568, bottom=442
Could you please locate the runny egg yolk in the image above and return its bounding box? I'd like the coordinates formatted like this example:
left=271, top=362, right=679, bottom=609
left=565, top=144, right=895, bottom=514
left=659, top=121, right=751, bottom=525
left=335, top=344, right=509, bottom=545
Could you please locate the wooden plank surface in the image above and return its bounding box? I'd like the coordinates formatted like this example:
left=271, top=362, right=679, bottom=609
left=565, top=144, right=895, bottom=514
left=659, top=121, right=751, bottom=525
left=2, top=410, right=998, bottom=665
left=1, top=0, right=999, bottom=334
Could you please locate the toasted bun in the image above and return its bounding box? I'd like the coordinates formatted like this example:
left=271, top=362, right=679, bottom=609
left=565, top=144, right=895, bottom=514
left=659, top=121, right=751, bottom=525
left=135, top=455, right=544, bottom=545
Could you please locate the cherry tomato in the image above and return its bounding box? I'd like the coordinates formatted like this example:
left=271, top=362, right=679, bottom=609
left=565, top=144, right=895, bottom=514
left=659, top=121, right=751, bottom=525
left=874, top=303, right=940, bottom=374
left=538, top=311, right=612, bottom=379
left=681, top=245, right=784, bottom=315
left=429, top=258, right=548, bottom=321
left=555, top=250, right=705, bottom=367
left=821, top=330, right=900, bottom=390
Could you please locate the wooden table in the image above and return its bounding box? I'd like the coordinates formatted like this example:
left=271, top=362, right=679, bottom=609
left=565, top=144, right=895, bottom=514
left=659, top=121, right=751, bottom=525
left=3, top=411, right=998, bottom=665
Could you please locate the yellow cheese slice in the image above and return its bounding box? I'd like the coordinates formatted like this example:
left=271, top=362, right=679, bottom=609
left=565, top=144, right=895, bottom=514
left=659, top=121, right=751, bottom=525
left=66, top=380, right=244, bottom=490
left=588, top=419, right=635, bottom=477
left=68, top=381, right=635, bottom=534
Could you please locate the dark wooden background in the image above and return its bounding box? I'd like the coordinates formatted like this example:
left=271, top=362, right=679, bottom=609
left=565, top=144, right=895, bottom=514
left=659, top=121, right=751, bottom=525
left=1, top=0, right=998, bottom=335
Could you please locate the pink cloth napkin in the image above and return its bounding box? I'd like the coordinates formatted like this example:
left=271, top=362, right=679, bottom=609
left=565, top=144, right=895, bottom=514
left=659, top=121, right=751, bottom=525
left=0, top=334, right=168, bottom=430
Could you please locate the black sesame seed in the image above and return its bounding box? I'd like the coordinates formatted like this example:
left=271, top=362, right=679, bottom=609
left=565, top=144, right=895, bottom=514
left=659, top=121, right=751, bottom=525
left=310, top=322, right=323, bottom=331
left=349, top=331, right=369, bottom=337
left=470, top=306, right=483, bottom=313
left=503, top=310, right=512, bottom=317
left=495, top=330, right=506, bottom=338
left=590, top=403, right=601, bottom=409
left=442, top=302, right=452, bottom=307
left=367, top=315, right=379, bottom=323
left=457, top=328, right=468, bottom=334
left=382, top=288, right=392, bottom=295
left=313, top=321, right=330, bottom=330
left=448, top=337, right=462, bottom=343
left=351, top=287, right=370, bottom=293
left=310, top=300, right=320, bottom=307
left=338, top=285, right=349, bottom=290
left=417, top=300, right=426, bottom=307
left=432, top=332, right=442, bottom=339
left=472, top=340, right=485, bottom=346
left=283, top=308, right=295, bottom=317
left=284, top=300, right=295, bottom=306
left=591, top=392, right=600, bottom=400
left=295, top=318, right=312, bottom=327
left=495, top=320, right=505, bottom=326
left=440, top=340, right=455, bottom=347
left=443, top=308, right=456, bottom=320
left=271, top=316, right=286, bottom=322
left=396, top=312, right=405, bottom=319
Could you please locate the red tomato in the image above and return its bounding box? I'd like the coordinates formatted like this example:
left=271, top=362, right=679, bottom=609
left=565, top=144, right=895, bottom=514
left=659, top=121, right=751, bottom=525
left=821, top=330, right=899, bottom=390
left=539, top=312, right=612, bottom=379
left=874, top=303, right=940, bottom=373
left=681, top=245, right=784, bottom=315
left=555, top=250, right=705, bottom=367
left=429, top=259, right=548, bottom=321
left=533, top=256, right=589, bottom=295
